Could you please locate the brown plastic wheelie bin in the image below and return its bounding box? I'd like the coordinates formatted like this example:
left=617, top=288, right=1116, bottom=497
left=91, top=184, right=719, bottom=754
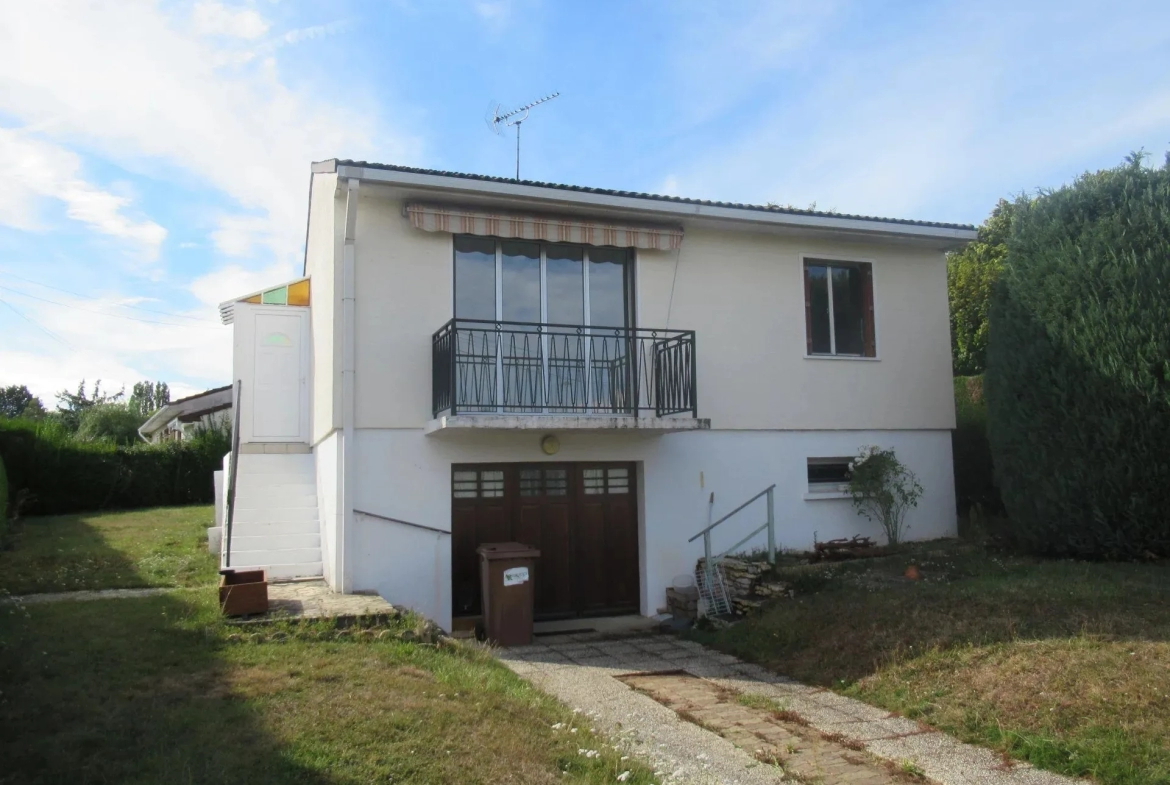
left=477, top=542, right=540, bottom=647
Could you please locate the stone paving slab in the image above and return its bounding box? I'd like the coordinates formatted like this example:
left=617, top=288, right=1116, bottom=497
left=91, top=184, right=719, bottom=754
left=497, top=634, right=1083, bottom=785
left=265, top=580, right=397, bottom=619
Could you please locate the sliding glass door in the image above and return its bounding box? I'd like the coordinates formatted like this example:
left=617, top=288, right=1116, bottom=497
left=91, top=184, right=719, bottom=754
left=453, top=236, right=632, bottom=413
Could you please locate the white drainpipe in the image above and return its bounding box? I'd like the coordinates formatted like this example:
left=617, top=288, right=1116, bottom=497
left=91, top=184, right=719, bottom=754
left=339, top=177, right=359, bottom=592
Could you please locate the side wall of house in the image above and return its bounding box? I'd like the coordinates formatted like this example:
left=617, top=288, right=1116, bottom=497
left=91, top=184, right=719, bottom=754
left=304, top=171, right=341, bottom=444
left=315, top=430, right=341, bottom=586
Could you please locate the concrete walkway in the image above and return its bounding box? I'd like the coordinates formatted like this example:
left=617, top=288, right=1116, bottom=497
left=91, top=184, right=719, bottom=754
left=498, top=635, right=1080, bottom=785
left=3, top=587, right=187, bottom=605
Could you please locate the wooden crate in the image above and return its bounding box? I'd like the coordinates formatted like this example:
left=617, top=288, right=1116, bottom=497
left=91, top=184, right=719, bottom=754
left=219, top=569, right=269, bottom=616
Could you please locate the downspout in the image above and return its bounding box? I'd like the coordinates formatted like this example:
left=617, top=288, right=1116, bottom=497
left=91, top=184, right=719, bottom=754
left=339, top=177, right=360, bottom=593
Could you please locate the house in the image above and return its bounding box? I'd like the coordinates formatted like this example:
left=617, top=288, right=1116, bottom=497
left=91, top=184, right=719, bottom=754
left=217, top=159, right=976, bottom=631
left=138, top=384, right=233, bottom=443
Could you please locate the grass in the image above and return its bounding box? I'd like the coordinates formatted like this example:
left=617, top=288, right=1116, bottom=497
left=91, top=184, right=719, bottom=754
left=691, top=538, right=1170, bottom=785
left=0, top=505, right=217, bottom=595
left=0, top=590, right=657, bottom=784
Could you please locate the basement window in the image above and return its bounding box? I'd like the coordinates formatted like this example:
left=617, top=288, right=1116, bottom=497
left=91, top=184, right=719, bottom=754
left=807, top=458, right=852, bottom=494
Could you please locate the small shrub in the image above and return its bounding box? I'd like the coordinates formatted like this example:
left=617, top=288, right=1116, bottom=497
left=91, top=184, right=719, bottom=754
left=848, top=446, right=923, bottom=546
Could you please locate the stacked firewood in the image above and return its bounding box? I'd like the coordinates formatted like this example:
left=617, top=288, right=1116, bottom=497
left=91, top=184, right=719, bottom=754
left=811, top=535, right=881, bottom=562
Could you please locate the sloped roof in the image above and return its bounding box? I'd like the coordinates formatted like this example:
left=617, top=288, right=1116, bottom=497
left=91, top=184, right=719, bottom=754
left=320, top=159, right=977, bottom=233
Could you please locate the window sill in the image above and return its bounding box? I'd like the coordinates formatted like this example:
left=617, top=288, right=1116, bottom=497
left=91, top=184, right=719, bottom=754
left=804, top=354, right=880, bottom=362
left=803, top=490, right=852, bottom=501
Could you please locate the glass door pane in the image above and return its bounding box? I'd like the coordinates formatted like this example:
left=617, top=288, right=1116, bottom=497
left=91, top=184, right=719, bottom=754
left=587, top=248, right=631, bottom=413
left=454, top=236, right=497, bottom=411
left=500, top=241, right=542, bottom=411
left=546, top=244, right=585, bottom=411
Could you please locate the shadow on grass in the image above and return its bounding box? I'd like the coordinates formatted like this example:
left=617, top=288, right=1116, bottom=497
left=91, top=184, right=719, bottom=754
left=0, top=592, right=330, bottom=785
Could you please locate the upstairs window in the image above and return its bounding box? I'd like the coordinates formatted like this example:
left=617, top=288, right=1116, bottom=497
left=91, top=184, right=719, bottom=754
left=803, top=259, right=875, bottom=357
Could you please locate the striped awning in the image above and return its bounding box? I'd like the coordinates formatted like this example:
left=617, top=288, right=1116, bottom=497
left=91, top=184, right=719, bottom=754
left=405, top=203, right=683, bottom=251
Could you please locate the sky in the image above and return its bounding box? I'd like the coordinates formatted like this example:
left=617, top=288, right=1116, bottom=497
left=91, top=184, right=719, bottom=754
left=1, top=0, right=1168, bottom=405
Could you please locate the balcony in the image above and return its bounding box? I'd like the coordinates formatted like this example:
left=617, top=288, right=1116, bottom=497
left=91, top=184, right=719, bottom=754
left=430, top=319, right=705, bottom=433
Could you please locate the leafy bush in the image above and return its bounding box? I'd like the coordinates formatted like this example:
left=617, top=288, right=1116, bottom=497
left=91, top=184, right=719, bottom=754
left=986, top=152, right=1170, bottom=558
left=848, top=446, right=923, bottom=546
left=0, top=417, right=229, bottom=516
left=952, top=375, right=1001, bottom=514
left=948, top=201, right=1014, bottom=376
left=76, top=403, right=147, bottom=446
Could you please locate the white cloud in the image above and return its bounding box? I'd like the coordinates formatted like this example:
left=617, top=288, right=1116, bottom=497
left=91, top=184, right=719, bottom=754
left=0, top=1, right=418, bottom=264
left=473, top=0, right=511, bottom=28
left=282, top=19, right=349, bottom=45
left=192, top=1, right=270, bottom=39
left=0, top=128, right=167, bottom=261
left=188, top=261, right=299, bottom=308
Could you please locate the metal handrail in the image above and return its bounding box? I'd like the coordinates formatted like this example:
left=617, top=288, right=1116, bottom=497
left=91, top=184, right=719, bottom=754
left=354, top=508, right=451, bottom=536
left=688, top=484, right=777, bottom=581
left=689, top=484, right=776, bottom=543
left=222, top=380, right=243, bottom=569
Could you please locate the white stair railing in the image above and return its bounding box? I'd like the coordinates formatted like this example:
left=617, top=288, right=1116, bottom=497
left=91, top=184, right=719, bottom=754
left=687, top=484, right=776, bottom=617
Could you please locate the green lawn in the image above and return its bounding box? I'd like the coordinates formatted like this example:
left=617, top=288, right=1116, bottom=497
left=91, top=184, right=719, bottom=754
left=0, top=590, right=657, bottom=785
left=691, top=539, right=1170, bottom=785
left=0, top=505, right=218, bottom=595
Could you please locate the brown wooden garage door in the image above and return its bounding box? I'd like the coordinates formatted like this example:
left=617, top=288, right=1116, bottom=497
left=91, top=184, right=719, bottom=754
left=451, top=463, right=639, bottom=620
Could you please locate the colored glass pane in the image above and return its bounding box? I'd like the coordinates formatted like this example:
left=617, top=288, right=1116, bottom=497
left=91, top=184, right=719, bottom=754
left=244, top=294, right=262, bottom=304
left=287, top=279, right=310, bottom=306
left=261, top=286, right=288, bottom=305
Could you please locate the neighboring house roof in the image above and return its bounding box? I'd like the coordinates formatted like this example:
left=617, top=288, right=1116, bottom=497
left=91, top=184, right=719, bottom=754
left=312, top=159, right=978, bottom=240
left=138, top=385, right=234, bottom=440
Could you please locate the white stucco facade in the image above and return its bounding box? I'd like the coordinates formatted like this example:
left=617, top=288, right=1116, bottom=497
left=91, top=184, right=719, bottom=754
left=221, top=159, right=975, bottom=630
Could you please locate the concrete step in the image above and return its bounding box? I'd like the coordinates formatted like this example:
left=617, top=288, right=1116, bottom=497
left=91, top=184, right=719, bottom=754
left=233, top=507, right=319, bottom=524
left=236, top=454, right=315, bottom=474
left=236, top=473, right=318, bottom=489
left=263, top=561, right=323, bottom=580
left=229, top=547, right=321, bottom=568
left=229, top=518, right=320, bottom=536
left=230, top=532, right=320, bottom=551
left=234, top=491, right=318, bottom=509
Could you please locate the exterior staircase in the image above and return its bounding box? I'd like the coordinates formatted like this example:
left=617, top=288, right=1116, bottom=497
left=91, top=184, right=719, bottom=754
left=224, top=453, right=322, bottom=580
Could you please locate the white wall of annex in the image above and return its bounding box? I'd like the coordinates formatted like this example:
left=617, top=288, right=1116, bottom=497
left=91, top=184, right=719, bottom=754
left=348, top=427, right=956, bottom=631
left=349, top=195, right=955, bottom=432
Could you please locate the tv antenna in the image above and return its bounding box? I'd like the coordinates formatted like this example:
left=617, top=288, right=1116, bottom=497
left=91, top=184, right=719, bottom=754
left=487, top=91, right=560, bottom=180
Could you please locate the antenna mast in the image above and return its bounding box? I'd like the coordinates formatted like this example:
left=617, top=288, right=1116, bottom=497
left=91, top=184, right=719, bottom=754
left=488, top=92, right=560, bottom=179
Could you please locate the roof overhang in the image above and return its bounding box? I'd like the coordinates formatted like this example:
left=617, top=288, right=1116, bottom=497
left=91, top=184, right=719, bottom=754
left=138, top=386, right=234, bottom=439
left=314, top=159, right=978, bottom=248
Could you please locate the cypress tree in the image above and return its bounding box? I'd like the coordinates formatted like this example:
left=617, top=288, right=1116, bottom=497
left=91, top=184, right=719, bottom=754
left=986, top=152, right=1170, bottom=558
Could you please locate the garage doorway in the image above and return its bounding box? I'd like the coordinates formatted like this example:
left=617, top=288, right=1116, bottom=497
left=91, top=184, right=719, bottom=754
left=451, top=463, right=639, bottom=620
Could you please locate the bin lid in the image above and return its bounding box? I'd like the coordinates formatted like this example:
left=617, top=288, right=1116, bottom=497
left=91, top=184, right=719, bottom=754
left=477, top=541, right=540, bottom=559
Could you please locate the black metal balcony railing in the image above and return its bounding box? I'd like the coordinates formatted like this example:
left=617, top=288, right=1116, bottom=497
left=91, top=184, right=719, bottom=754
left=432, top=319, right=697, bottom=418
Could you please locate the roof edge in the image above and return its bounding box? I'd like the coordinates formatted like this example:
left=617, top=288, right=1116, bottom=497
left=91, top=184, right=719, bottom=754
left=329, top=159, right=978, bottom=243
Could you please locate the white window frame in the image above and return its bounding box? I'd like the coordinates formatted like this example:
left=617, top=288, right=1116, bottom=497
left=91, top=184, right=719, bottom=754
left=804, top=456, right=854, bottom=500
left=799, top=253, right=880, bottom=361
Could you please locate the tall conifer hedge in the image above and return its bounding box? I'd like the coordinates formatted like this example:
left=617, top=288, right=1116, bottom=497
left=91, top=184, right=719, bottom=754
left=986, top=153, right=1170, bottom=558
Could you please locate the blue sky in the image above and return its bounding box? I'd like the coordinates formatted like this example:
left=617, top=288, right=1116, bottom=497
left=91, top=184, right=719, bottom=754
left=1, top=0, right=1168, bottom=404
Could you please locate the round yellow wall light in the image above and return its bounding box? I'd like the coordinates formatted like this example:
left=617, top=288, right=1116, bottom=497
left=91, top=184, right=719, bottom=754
left=540, top=434, right=560, bottom=455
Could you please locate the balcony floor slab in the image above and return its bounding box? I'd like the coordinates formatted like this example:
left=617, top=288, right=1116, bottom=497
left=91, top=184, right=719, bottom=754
left=424, top=414, right=710, bottom=436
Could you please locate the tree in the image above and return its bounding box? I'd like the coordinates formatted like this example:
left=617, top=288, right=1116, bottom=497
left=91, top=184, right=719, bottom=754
left=947, top=200, right=1016, bottom=376
left=54, top=380, right=124, bottom=432
left=75, top=403, right=148, bottom=445
left=986, top=151, right=1170, bottom=558
left=0, top=385, right=43, bottom=419
left=128, top=381, right=171, bottom=417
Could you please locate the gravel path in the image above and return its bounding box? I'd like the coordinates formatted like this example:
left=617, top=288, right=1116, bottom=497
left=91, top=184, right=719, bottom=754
left=2, top=587, right=187, bottom=605
left=498, top=635, right=1082, bottom=785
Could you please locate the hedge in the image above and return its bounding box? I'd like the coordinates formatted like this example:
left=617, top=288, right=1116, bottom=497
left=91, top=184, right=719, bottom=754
left=986, top=153, right=1170, bottom=558
left=0, top=451, right=8, bottom=543
left=952, top=375, right=1000, bottom=514
left=0, top=418, right=229, bottom=516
